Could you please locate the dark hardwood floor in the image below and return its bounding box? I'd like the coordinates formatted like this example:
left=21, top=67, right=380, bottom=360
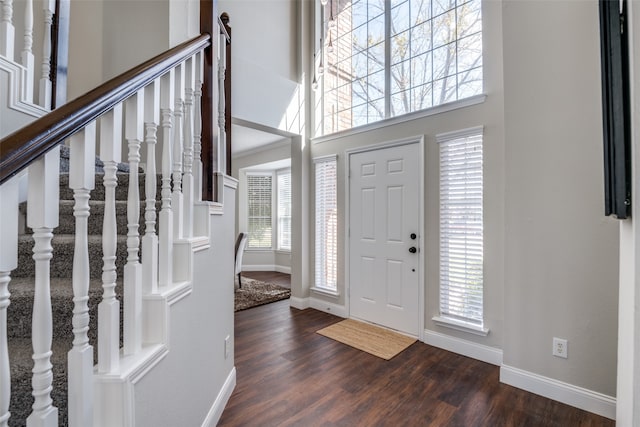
left=241, top=271, right=291, bottom=288
left=219, top=300, right=613, bottom=427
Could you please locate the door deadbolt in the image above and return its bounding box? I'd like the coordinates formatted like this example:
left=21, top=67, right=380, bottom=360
left=410, top=233, right=417, bottom=240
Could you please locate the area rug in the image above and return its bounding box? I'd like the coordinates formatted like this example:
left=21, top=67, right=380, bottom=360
left=316, top=318, right=417, bottom=360
left=234, top=277, right=291, bottom=312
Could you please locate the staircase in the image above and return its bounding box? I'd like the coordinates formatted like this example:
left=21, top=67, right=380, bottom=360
left=0, top=10, right=238, bottom=423
left=7, top=147, right=142, bottom=426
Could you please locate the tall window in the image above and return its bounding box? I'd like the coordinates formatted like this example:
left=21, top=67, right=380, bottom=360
left=438, top=128, right=483, bottom=326
left=315, top=156, right=338, bottom=290
left=246, top=174, right=273, bottom=249
left=277, top=170, right=292, bottom=251
left=321, top=0, right=482, bottom=134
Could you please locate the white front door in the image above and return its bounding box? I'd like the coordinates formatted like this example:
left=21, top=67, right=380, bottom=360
left=349, top=141, right=421, bottom=336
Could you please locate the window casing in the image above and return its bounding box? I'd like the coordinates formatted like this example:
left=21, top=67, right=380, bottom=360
left=438, top=128, right=483, bottom=326
left=319, top=0, right=482, bottom=135
left=315, top=156, right=338, bottom=291
left=246, top=173, right=273, bottom=249
left=277, top=170, right=292, bottom=251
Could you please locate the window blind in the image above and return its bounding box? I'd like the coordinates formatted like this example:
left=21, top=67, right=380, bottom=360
left=438, top=129, right=483, bottom=325
left=315, top=157, right=338, bottom=290
left=247, top=174, right=272, bottom=249
left=277, top=171, right=292, bottom=251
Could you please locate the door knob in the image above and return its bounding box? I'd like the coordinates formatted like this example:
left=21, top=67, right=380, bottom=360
left=409, top=246, right=417, bottom=253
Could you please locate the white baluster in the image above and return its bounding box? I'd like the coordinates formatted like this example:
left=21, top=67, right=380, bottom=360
left=158, top=69, right=174, bottom=288
left=0, top=0, right=15, bottom=59
left=0, top=177, right=19, bottom=427
left=172, top=62, right=185, bottom=240
left=182, top=57, right=195, bottom=238
left=123, top=91, right=144, bottom=355
left=143, top=79, right=160, bottom=296
left=193, top=52, right=203, bottom=202
left=38, top=0, right=55, bottom=109
left=98, top=105, right=122, bottom=374
left=26, top=146, right=60, bottom=427
left=218, top=34, right=227, bottom=174
left=21, top=0, right=34, bottom=102
left=68, top=123, right=96, bottom=427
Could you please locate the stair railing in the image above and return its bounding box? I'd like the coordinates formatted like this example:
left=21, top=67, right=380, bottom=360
left=0, top=19, right=225, bottom=424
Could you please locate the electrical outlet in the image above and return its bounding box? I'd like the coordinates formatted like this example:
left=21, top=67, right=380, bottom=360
left=553, top=337, right=568, bottom=359
left=225, top=335, right=231, bottom=359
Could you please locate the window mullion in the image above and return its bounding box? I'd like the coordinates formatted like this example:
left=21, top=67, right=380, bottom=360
left=384, top=0, right=391, bottom=119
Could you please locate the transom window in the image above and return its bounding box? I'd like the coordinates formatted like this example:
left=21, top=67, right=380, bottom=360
left=319, top=0, right=482, bottom=135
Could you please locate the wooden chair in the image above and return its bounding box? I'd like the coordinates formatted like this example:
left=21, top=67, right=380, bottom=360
left=234, top=232, right=248, bottom=288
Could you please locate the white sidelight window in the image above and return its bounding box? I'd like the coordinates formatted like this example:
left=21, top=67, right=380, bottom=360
left=246, top=173, right=273, bottom=249
left=315, top=156, right=338, bottom=291
left=277, top=170, right=292, bottom=251
left=437, top=127, right=484, bottom=329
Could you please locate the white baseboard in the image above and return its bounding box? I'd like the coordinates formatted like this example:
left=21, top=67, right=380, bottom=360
left=243, top=264, right=291, bottom=274
left=201, top=367, right=237, bottom=427
left=289, top=296, right=309, bottom=310
left=423, top=329, right=503, bottom=366
left=500, top=364, right=616, bottom=420
left=309, top=298, right=348, bottom=318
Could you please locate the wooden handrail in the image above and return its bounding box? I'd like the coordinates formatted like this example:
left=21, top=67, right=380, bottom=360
left=0, top=33, right=211, bottom=186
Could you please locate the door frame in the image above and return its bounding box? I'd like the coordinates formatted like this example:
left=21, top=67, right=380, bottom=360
left=345, top=135, right=425, bottom=340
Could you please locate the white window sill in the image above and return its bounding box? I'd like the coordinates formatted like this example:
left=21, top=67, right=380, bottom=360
left=432, top=315, right=489, bottom=337
left=311, top=287, right=340, bottom=299
left=312, top=94, right=487, bottom=144
left=275, top=249, right=291, bottom=255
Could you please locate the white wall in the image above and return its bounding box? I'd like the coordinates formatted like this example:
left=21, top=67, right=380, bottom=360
left=134, top=184, right=237, bottom=426
left=218, top=0, right=300, bottom=130
left=501, top=0, right=618, bottom=398
left=68, top=0, right=200, bottom=100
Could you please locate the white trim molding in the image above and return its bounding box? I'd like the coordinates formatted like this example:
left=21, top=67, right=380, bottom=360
left=289, top=296, right=310, bottom=310
left=423, top=329, right=502, bottom=366
left=242, top=264, right=291, bottom=274
left=201, top=367, right=237, bottom=427
left=309, top=297, right=348, bottom=318
left=432, top=315, right=489, bottom=337
left=500, top=365, right=616, bottom=420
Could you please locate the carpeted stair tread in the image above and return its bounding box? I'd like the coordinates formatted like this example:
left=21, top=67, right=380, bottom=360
left=14, top=235, right=128, bottom=279
left=58, top=173, right=162, bottom=202
left=8, top=338, right=71, bottom=427
left=7, top=277, right=123, bottom=340
left=20, top=200, right=159, bottom=236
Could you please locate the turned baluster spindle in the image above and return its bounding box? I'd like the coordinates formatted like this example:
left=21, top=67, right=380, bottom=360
left=21, top=0, right=34, bottom=102
left=193, top=51, right=203, bottom=202
left=0, top=177, right=19, bottom=427
left=38, top=0, right=55, bottom=109
left=68, top=123, right=96, bottom=427
left=182, top=57, right=195, bottom=238
left=143, top=79, right=160, bottom=296
left=0, top=0, right=15, bottom=59
left=98, top=105, right=122, bottom=374
left=26, top=146, right=60, bottom=427
left=217, top=33, right=227, bottom=174
left=172, top=62, right=185, bottom=240
left=159, top=69, right=175, bottom=288
left=124, top=91, right=144, bottom=355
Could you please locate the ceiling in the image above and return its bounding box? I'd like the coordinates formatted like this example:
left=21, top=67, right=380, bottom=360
left=231, top=124, right=287, bottom=155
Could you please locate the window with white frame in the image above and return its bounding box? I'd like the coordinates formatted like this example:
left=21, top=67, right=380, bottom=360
left=319, top=0, right=482, bottom=135
left=438, top=128, right=483, bottom=326
left=277, top=170, right=292, bottom=251
left=246, top=173, right=273, bottom=249
left=315, top=156, right=338, bottom=290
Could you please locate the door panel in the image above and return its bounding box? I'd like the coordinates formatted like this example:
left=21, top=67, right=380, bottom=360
left=349, top=142, right=421, bottom=336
